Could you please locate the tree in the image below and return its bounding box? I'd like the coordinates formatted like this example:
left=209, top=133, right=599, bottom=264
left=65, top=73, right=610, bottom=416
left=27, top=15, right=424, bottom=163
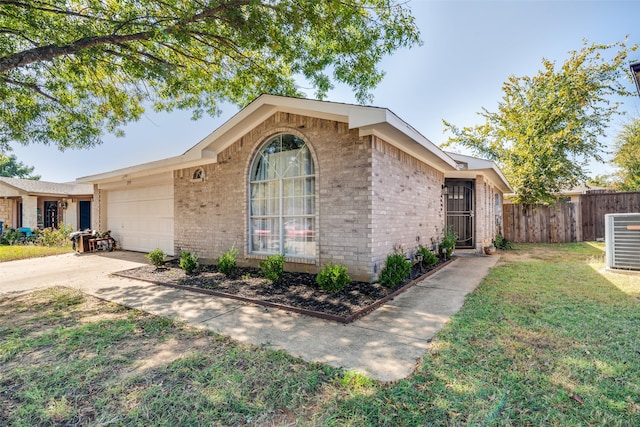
left=443, top=40, right=637, bottom=205
left=611, top=116, right=640, bottom=191
left=0, top=0, right=420, bottom=151
left=0, top=154, right=40, bottom=179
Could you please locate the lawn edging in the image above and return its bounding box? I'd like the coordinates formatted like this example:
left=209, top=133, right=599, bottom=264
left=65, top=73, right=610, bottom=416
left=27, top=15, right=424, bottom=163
left=113, top=258, right=454, bottom=323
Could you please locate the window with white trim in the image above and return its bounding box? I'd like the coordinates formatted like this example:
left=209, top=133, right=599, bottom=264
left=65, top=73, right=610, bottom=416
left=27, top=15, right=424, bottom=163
left=249, top=134, right=316, bottom=258
left=191, top=168, right=205, bottom=182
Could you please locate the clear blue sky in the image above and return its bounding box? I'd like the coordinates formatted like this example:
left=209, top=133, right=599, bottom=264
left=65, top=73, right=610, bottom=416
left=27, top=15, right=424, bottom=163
left=10, top=0, right=640, bottom=183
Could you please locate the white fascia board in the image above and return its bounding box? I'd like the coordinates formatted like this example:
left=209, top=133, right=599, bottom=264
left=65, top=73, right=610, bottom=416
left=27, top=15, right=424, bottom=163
left=183, top=103, right=278, bottom=161
left=384, top=111, right=458, bottom=169
left=353, top=108, right=459, bottom=171
left=76, top=154, right=204, bottom=184
left=96, top=171, right=174, bottom=190
left=447, top=152, right=512, bottom=192
left=446, top=168, right=513, bottom=193
left=185, top=96, right=358, bottom=159
left=358, top=114, right=459, bottom=172
left=77, top=95, right=461, bottom=184
left=360, top=126, right=457, bottom=172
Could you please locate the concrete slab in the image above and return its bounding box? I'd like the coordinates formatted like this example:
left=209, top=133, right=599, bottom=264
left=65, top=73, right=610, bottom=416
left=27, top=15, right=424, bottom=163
left=0, top=251, right=499, bottom=381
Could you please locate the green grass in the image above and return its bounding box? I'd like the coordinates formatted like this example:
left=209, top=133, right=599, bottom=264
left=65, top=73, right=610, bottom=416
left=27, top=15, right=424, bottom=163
left=1, top=243, right=638, bottom=426
left=0, top=244, right=72, bottom=262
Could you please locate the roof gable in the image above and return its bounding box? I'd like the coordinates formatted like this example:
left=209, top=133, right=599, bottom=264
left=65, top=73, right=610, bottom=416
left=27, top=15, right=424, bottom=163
left=183, top=95, right=459, bottom=172
left=79, top=95, right=460, bottom=183
left=77, top=95, right=511, bottom=194
left=445, top=152, right=513, bottom=193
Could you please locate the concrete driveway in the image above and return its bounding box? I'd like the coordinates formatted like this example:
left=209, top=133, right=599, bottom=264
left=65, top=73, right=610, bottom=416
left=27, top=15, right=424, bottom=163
left=0, top=251, right=498, bottom=381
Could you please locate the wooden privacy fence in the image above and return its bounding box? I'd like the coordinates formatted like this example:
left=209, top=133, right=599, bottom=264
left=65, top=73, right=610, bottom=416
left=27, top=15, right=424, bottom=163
left=503, top=202, right=580, bottom=243
left=503, top=192, right=640, bottom=243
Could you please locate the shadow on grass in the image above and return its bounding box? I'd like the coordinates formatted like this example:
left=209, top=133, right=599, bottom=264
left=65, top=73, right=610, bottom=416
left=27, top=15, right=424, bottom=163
left=2, top=244, right=638, bottom=426
left=0, top=287, right=337, bottom=426
left=310, top=243, right=640, bottom=426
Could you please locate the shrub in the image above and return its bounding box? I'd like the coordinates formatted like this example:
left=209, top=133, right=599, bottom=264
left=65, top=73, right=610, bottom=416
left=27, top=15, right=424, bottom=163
left=179, top=250, right=199, bottom=274
left=439, top=226, right=457, bottom=260
left=379, top=251, right=411, bottom=287
left=217, top=245, right=238, bottom=276
left=0, top=228, right=23, bottom=245
left=36, top=223, right=73, bottom=247
left=416, top=244, right=438, bottom=268
left=146, top=248, right=166, bottom=267
left=493, top=233, right=514, bottom=250
left=316, top=262, right=351, bottom=293
left=259, top=254, right=285, bottom=281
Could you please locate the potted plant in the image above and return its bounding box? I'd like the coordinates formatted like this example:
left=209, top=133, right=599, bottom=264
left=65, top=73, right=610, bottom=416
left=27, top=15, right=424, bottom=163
left=484, top=244, right=497, bottom=255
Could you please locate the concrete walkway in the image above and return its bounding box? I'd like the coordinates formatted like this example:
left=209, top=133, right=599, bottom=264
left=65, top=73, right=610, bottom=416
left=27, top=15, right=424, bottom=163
left=0, top=251, right=498, bottom=381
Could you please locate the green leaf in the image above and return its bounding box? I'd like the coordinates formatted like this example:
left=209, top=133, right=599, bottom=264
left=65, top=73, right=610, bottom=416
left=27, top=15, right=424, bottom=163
left=443, top=39, right=638, bottom=205
left=0, top=0, right=421, bottom=151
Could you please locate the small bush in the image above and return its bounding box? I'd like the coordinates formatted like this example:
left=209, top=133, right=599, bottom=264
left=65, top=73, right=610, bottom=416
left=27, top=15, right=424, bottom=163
left=439, top=226, right=457, bottom=259
left=179, top=250, right=199, bottom=274
left=316, top=262, right=351, bottom=293
left=493, top=233, right=514, bottom=250
left=379, top=251, right=411, bottom=287
left=259, top=254, right=285, bottom=281
left=146, top=248, right=166, bottom=267
left=416, top=245, right=438, bottom=268
left=36, top=223, right=73, bottom=247
left=0, top=228, right=23, bottom=245
left=217, top=245, right=238, bottom=276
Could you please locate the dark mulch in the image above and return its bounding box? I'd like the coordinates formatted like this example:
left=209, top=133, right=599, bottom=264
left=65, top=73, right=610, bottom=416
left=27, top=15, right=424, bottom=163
left=114, top=259, right=449, bottom=321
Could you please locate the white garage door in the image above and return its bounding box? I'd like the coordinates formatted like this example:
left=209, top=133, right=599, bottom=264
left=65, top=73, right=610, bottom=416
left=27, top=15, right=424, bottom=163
left=107, top=184, right=174, bottom=255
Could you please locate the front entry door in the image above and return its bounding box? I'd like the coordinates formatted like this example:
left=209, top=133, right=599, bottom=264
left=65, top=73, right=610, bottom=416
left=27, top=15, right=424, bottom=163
left=44, top=201, right=59, bottom=229
left=79, top=201, right=91, bottom=230
left=445, top=179, right=474, bottom=248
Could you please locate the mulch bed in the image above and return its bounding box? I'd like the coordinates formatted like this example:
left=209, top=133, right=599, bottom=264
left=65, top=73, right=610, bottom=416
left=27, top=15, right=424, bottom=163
left=114, top=258, right=453, bottom=323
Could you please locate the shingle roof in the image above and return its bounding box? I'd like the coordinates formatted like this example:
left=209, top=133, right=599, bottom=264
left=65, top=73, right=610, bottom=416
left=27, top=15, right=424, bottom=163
left=0, top=177, right=93, bottom=196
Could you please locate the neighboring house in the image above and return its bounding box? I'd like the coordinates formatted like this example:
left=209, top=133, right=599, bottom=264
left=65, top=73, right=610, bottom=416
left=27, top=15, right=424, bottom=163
left=79, top=95, right=512, bottom=281
left=0, top=177, right=93, bottom=231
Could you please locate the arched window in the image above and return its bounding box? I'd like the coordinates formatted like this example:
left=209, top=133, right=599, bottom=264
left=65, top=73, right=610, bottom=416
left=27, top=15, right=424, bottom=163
left=249, top=134, right=316, bottom=258
left=191, top=168, right=205, bottom=182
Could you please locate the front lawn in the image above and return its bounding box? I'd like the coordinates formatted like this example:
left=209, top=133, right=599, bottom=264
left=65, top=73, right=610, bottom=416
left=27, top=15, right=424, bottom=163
left=0, top=244, right=72, bottom=262
left=0, top=243, right=638, bottom=425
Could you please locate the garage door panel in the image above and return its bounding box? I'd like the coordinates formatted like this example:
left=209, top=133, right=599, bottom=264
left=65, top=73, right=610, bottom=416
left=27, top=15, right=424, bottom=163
left=107, top=184, right=174, bottom=255
left=108, top=200, right=173, bottom=217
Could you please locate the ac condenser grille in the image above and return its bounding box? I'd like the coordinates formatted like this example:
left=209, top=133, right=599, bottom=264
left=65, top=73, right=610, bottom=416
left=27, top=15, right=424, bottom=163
left=605, top=213, right=640, bottom=271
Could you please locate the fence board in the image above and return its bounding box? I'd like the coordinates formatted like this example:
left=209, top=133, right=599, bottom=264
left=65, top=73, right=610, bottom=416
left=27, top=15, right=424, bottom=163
left=581, top=192, right=640, bottom=241
left=503, top=203, right=578, bottom=243
left=504, top=192, right=640, bottom=243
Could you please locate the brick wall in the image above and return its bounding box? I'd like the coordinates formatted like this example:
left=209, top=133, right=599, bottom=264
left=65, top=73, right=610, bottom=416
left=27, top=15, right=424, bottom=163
left=474, top=175, right=501, bottom=250
left=174, top=112, right=448, bottom=282
left=0, top=198, right=14, bottom=228
left=174, top=112, right=374, bottom=280
left=371, top=137, right=445, bottom=278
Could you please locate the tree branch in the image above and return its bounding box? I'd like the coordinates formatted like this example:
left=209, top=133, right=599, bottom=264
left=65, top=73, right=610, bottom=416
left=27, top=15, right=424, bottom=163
left=0, top=0, right=253, bottom=74
left=1, top=77, right=59, bottom=102
left=0, top=0, right=96, bottom=21
left=0, top=31, right=154, bottom=73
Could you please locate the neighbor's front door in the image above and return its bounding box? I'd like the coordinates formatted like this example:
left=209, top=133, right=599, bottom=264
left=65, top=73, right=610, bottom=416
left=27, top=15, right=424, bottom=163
left=79, top=201, right=91, bottom=230
left=445, top=179, right=474, bottom=248
left=44, top=201, right=58, bottom=229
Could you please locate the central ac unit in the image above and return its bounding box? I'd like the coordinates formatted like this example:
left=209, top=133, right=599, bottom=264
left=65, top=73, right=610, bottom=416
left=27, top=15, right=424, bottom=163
left=605, top=213, right=640, bottom=271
